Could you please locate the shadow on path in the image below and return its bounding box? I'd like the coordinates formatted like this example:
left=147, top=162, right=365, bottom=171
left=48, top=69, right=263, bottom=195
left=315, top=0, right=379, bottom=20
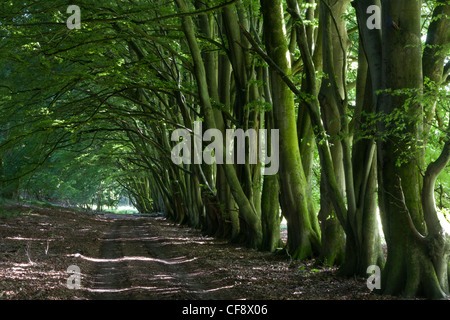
left=83, top=215, right=237, bottom=300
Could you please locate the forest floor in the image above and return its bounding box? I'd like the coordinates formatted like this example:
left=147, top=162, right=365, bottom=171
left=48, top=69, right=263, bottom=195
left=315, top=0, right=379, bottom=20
left=0, top=203, right=415, bottom=300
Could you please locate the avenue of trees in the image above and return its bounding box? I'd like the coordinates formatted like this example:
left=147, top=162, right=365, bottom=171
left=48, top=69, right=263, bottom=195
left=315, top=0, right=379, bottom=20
left=0, top=0, right=449, bottom=299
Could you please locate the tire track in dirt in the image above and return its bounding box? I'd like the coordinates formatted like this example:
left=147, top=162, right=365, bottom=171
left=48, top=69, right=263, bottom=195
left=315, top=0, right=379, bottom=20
left=87, top=215, right=237, bottom=300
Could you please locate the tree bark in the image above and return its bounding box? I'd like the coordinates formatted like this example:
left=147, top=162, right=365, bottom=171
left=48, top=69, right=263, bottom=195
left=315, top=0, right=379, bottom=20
left=374, top=0, right=449, bottom=299
left=422, top=1, right=450, bottom=144
left=261, top=109, right=282, bottom=252
left=312, top=0, right=351, bottom=266
left=175, top=0, right=262, bottom=248
left=262, top=0, right=321, bottom=260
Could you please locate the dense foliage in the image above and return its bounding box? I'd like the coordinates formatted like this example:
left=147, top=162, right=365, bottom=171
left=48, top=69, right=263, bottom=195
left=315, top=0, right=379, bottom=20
left=0, top=0, right=448, bottom=299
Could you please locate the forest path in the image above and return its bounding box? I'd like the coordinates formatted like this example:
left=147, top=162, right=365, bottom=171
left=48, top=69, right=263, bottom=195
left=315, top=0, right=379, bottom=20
left=86, top=215, right=238, bottom=300
left=0, top=204, right=379, bottom=300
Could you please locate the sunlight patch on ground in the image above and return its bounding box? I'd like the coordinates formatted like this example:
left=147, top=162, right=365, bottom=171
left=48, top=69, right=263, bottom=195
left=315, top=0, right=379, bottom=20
left=85, top=286, right=181, bottom=294
left=5, top=236, right=56, bottom=242
left=68, top=253, right=197, bottom=265
left=189, top=284, right=237, bottom=294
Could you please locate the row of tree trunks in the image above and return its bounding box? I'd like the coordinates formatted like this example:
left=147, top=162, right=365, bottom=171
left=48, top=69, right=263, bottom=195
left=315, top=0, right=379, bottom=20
left=114, top=0, right=449, bottom=300
left=353, top=0, right=450, bottom=299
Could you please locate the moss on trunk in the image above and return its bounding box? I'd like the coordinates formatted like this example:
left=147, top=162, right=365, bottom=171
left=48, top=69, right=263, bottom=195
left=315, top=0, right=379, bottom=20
left=262, top=0, right=321, bottom=259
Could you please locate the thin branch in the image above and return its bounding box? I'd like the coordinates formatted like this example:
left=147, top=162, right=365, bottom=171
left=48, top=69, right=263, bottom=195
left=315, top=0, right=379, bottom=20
left=149, top=0, right=238, bottom=23
left=422, top=126, right=450, bottom=237
left=238, top=22, right=302, bottom=97
left=394, top=176, right=427, bottom=243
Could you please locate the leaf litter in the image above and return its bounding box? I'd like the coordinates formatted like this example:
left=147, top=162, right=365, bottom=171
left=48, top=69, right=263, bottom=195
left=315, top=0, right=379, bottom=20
left=0, top=203, right=418, bottom=300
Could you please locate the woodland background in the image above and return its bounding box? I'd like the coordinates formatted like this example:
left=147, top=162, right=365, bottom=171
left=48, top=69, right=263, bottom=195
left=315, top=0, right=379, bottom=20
left=0, top=0, right=449, bottom=299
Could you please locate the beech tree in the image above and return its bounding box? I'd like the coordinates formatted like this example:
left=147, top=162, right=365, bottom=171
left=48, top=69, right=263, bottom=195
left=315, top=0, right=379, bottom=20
left=353, top=0, right=450, bottom=298
left=262, top=0, right=321, bottom=259
left=0, top=0, right=448, bottom=299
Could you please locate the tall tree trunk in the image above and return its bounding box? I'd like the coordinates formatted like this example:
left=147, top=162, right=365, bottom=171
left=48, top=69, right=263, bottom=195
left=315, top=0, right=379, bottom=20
left=316, top=0, right=350, bottom=266
left=262, top=0, right=321, bottom=260
left=422, top=0, right=450, bottom=145
left=374, top=0, right=449, bottom=299
left=340, top=33, right=385, bottom=275
left=261, top=108, right=282, bottom=252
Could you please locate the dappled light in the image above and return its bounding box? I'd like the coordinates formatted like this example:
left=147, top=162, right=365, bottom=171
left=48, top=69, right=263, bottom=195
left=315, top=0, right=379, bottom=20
left=5, top=237, right=57, bottom=242
left=68, top=253, right=197, bottom=265
left=189, top=284, right=238, bottom=295
left=0, top=200, right=429, bottom=300
left=85, top=286, right=181, bottom=294
left=439, top=213, right=450, bottom=236
left=0, top=0, right=449, bottom=302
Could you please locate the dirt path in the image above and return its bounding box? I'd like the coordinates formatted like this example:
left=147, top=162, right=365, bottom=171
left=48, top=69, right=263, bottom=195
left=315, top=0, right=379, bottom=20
left=85, top=215, right=238, bottom=300
left=1, top=204, right=403, bottom=300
